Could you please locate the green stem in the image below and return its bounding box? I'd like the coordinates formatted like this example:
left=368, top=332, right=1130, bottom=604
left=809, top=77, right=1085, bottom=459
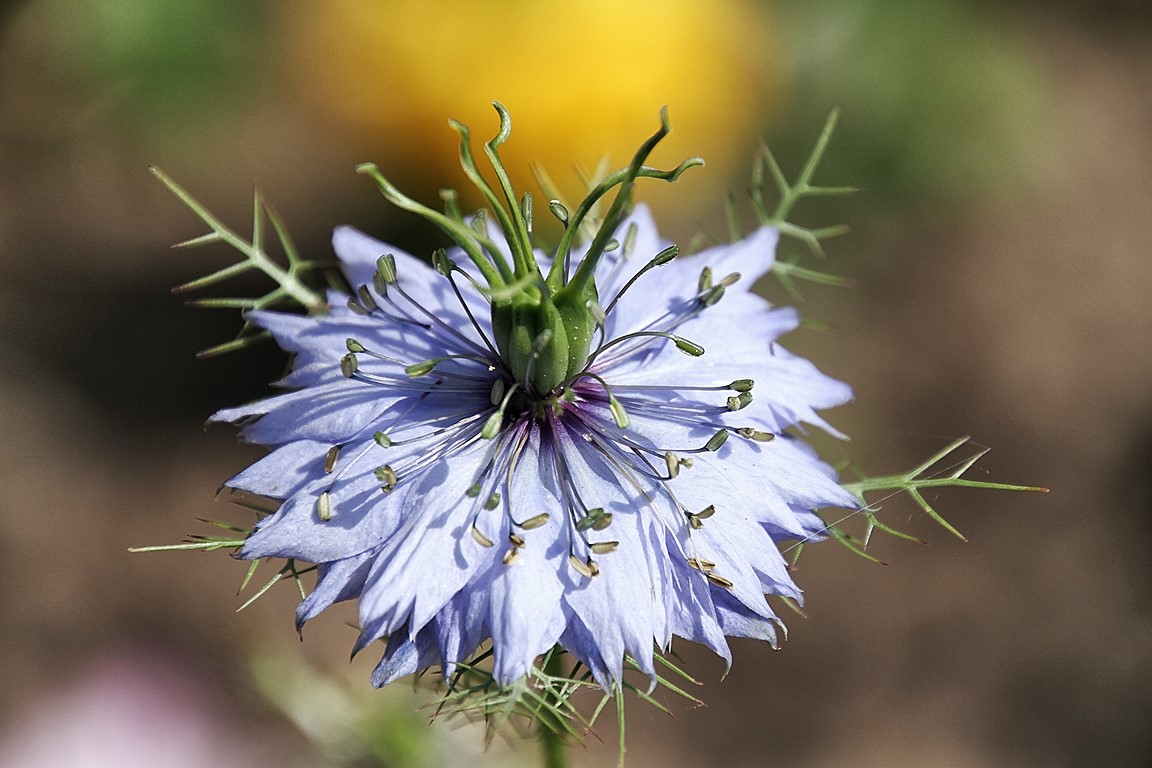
left=541, top=650, right=569, bottom=768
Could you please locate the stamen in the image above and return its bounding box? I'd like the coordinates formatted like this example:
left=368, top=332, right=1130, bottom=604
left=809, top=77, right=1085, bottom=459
left=687, top=504, right=716, bottom=529
left=571, top=373, right=630, bottom=429
left=699, top=285, right=725, bottom=307
left=706, top=573, right=734, bottom=589
left=323, top=445, right=340, bottom=473
left=356, top=284, right=378, bottom=312
left=315, top=492, right=333, bottom=521
left=727, top=392, right=754, bottom=411
left=586, top=329, right=703, bottom=367
left=374, top=464, right=398, bottom=492
left=589, top=541, right=618, bottom=555
left=376, top=253, right=398, bottom=285
left=575, top=508, right=613, bottom=532
left=548, top=199, right=569, bottom=226
left=600, top=244, right=679, bottom=319
left=704, top=430, right=729, bottom=452
left=519, top=512, right=550, bottom=530
left=405, top=354, right=495, bottom=378
left=470, top=526, right=495, bottom=548
left=444, top=268, right=502, bottom=358
left=568, top=555, right=596, bottom=578
left=482, top=382, right=521, bottom=439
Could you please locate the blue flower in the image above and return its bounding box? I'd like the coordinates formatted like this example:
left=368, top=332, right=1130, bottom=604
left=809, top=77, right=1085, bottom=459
left=211, top=110, right=857, bottom=691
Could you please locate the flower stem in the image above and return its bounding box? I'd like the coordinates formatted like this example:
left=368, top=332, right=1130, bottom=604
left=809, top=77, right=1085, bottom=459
left=540, top=649, right=569, bottom=768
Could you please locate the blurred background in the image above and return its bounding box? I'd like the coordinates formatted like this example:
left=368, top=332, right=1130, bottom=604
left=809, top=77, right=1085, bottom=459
left=1, top=0, right=1150, bottom=766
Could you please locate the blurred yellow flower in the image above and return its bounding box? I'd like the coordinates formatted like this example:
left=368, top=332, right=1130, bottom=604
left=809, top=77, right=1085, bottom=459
left=284, top=0, right=782, bottom=217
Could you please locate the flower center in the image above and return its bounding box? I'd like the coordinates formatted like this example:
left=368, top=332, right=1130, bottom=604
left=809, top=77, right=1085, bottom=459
left=355, top=102, right=701, bottom=398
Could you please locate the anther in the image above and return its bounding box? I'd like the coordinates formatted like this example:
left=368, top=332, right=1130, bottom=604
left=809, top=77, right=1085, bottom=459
left=576, top=508, right=611, bottom=532
left=622, top=222, right=638, bottom=259
left=737, top=427, right=775, bottom=442
left=698, top=266, right=713, bottom=292
left=470, top=526, right=494, bottom=548
left=588, top=299, right=607, bottom=327
left=323, top=446, right=340, bottom=473
left=727, top=392, right=753, bottom=411
left=696, top=504, right=717, bottom=520
left=356, top=284, right=378, bottom=311
left=431, top=248, right=455, bottom=276
left=549, top=200, right=569, bottom=226
left=508, top=532, right=525, bottom=547
left=664, top=451, right=680, bottom=479
left=730, top=379, right=754, bottom=392
left=372, top=270, right=389, bottom=297
left=521, top=192, right=533, bottom=233
left=672, top=336, right=705, bottom=356
left=705, top=429, right=729, bottom=452
left=490, top=378, right=505, bottom=406
left=484, top=492, right=502, bottom=511
left=590, top=541, right=619, bottom=555
left=374, top=465, right=398, bottom=492
left=405, top=360, right=437, bottom=377
left=700, top=285, right=726, bottom=307
left=653, top=245, right=679, bottom=265
left=719, top=272, right=741, bottom=287
left=503, top=548, right=520, bottom=566
left=376, top=253, right=398, bottom=285
left=686, top=557, right=716, bottom=572
left=519, top=513, right=550, bottom=530
left=706, top=573, right=734, bottom=589
left=481, top=411, right=503, bottom=440
left=316, top=492, right=332, bottom=521
left=345, top=338, right=366, bottom=353
left=608, top=396, right=630, bottom=429
left=568, top=555, right=596, bottom=578
left=346, top=297, right=370, bottom=316
left=469, top=209, right=488, bottom=237
left=340, top=353, right=358, bottom=378
left=373, top=431, right=392, bottom=448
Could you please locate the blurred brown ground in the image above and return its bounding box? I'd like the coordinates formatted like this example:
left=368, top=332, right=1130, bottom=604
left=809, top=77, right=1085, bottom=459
left=0, top=1, right=1150, bottom=766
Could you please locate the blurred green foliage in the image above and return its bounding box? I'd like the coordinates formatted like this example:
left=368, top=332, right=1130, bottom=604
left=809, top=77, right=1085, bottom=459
left=32, top=0, right=259, bottom=131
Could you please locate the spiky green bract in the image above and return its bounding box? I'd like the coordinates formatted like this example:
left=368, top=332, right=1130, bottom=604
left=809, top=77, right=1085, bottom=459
left=153, top=167, right=334, bottom=358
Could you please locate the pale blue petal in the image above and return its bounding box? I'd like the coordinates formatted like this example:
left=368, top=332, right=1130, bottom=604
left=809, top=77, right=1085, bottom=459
left=370, top=626, right=438, bottom=688
left=487, top=425, right=568, bottom=685
left=295, top=548, right=378, bottom=629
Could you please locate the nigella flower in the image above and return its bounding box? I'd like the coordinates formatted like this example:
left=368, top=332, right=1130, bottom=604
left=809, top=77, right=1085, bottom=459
left=212, top=107, right=858, bottom=691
